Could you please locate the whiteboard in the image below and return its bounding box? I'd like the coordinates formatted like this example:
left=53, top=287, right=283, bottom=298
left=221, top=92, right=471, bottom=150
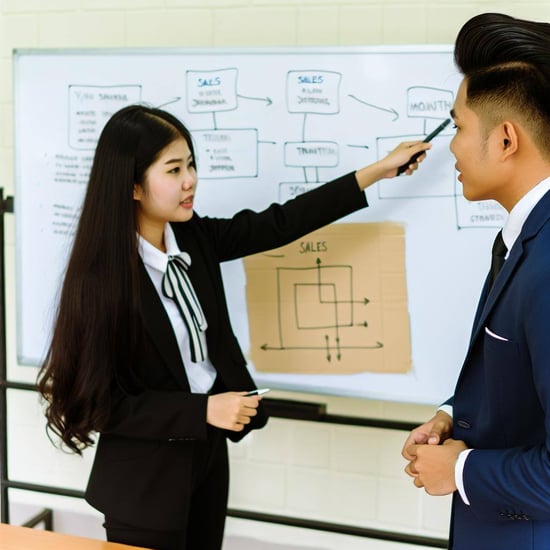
left=13, top=47, right=506, bottom=404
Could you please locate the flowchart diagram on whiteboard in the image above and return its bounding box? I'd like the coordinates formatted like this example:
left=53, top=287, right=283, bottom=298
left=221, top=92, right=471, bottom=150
left=14, top=47, right=507, bottom=403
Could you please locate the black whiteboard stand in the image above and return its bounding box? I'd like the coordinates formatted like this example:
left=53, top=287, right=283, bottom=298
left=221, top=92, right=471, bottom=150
left=0, top=190, right=60, bottom=529
left=0, top=189, right=14, bottom=523
left=0, top=186, right=72, bottom=530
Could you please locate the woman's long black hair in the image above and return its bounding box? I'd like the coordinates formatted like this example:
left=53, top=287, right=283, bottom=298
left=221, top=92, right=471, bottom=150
left=38, top=105, right=195, bottom=454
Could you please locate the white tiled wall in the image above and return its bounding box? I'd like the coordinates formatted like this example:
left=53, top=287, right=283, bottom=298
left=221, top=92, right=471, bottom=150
left=1, top=1, right=548, bottom=548
left=227, top=412, right=450, bottom=541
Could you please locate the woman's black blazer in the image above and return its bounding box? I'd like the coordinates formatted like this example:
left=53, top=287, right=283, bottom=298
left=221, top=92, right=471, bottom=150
left=85, top=172, right=367, bottom=529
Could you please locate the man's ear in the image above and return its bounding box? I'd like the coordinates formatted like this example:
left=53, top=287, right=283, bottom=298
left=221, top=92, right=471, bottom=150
left=500, top=121, right=519, bottom=159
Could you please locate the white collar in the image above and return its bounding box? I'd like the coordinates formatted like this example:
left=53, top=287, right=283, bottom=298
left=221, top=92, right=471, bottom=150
left=137, top=224, right=191, bottom=272
left=502, top=176, right=550, bottom=253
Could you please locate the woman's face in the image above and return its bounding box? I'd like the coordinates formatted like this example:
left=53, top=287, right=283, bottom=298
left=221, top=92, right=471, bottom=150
left=134, top=137, right=197, bottom=231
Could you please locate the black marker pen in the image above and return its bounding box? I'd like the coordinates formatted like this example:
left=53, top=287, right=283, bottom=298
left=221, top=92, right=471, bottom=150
left=396, top=117, right=451, bottom=175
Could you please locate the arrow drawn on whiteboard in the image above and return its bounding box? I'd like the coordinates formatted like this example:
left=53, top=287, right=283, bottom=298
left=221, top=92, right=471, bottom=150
left=348, top=94, right=399, bottom=121
left=237, top=94, right=273, bottom=106
left=259, top=342, right=384, bottom=351
left=155, top=97, right=182, bottom=108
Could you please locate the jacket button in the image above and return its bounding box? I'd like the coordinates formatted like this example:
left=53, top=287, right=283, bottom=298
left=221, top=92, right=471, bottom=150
left=457, top=419, right=471, bottom=429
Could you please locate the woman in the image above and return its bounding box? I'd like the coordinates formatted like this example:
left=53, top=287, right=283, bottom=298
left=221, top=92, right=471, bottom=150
left=38, top=104, right=430, bottom=550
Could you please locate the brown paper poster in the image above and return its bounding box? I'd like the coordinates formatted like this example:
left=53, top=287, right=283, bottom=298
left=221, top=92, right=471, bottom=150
left=244, top=222, right=411, bottom=374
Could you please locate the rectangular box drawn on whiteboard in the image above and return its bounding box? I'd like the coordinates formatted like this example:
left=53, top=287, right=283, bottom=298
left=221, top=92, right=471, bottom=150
left=244, top=223, right=411, bottom=374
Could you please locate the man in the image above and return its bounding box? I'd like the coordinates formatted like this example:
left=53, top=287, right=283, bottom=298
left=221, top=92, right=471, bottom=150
left=402, top=13, right=550, bottom=550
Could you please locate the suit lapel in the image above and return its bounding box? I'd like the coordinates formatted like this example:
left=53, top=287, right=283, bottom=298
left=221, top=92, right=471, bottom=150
left=139, top=261, right=191, bottom=390
left=468, top=240, right=523, bottom=344
left=466, top=189, right=550, bottom=354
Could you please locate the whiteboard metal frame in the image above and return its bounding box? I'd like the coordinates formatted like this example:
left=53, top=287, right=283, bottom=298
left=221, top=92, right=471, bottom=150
left=12, top=44, right=479, bottom=408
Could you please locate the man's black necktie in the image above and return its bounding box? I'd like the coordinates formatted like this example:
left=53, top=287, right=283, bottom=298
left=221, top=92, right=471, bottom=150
left=489, top=230, right=507, bottom=289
